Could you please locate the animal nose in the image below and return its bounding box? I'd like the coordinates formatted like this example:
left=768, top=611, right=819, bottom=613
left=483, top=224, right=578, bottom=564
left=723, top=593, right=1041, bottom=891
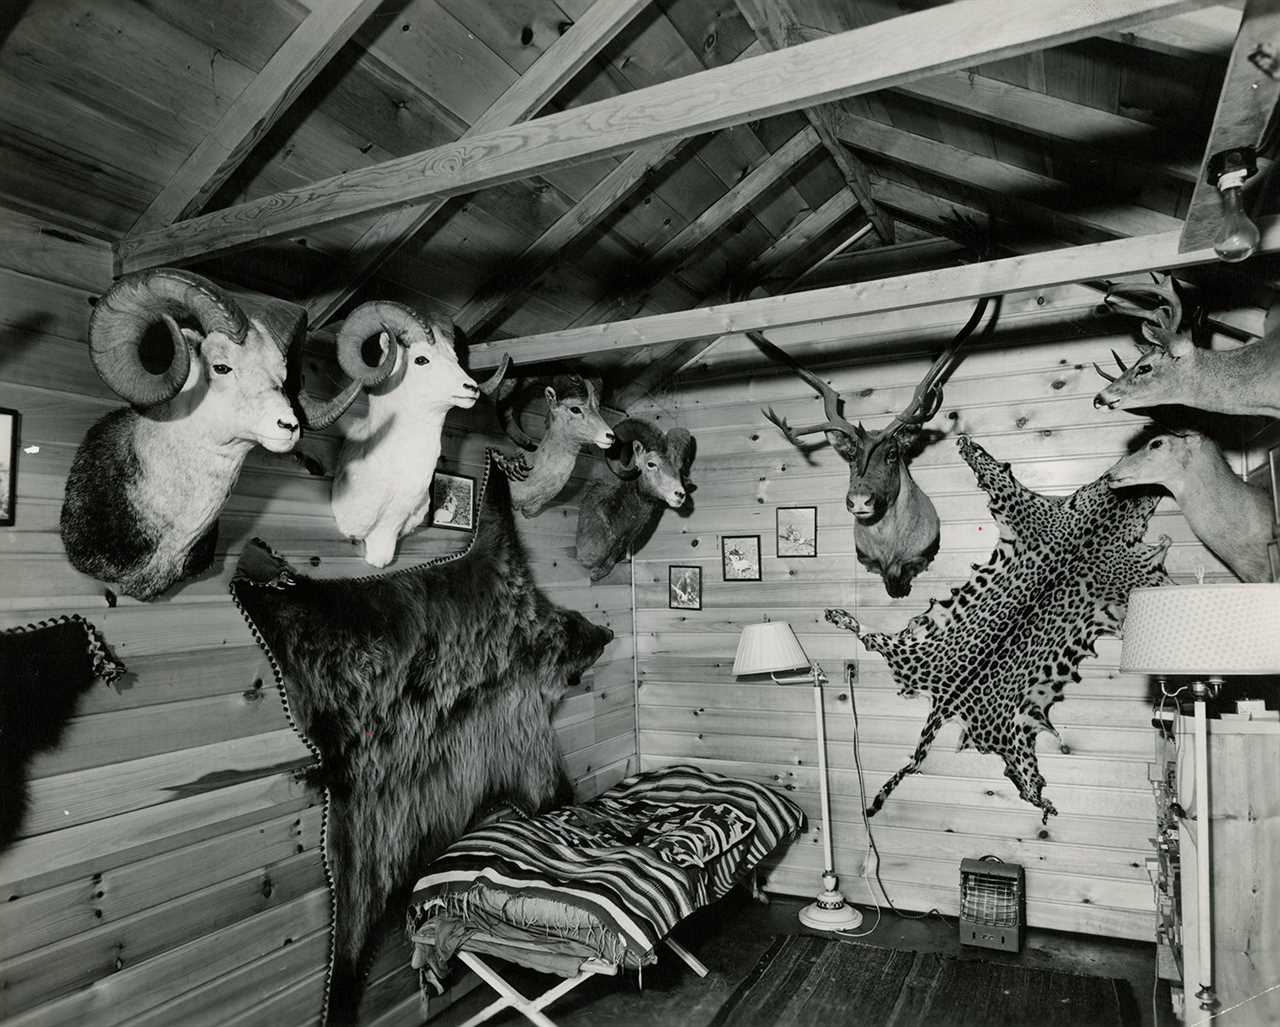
left=672, top=489, right=686, bottom=503
left=847, top=493, right=873, bottom=515
left=462, top=380, right=479, bottom=394
left=1092, top=395, right=1106, bottom=409
left=277, top=418, right=298, bottom=433
left=602, top=431, right=616, bottom=444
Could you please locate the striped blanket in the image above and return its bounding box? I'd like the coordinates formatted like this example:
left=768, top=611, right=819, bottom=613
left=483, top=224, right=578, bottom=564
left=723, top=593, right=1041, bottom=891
left=407, top=766, right=804, bottom=982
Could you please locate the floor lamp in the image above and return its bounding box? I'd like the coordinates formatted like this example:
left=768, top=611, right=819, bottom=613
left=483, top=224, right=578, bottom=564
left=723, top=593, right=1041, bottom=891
left=1120, top=583, right=1280, bottom=1014
left=733, top=621, right=862, bottom=932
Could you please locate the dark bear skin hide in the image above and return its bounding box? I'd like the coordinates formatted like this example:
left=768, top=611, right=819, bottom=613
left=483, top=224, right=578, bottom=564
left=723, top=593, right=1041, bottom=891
left=231, top=452, right=613, bottom=1022
left=0, top=617, right=125, bottom=850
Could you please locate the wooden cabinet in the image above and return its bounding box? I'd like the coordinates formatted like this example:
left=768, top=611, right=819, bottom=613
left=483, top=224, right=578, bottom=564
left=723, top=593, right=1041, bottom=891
left=1176, top=716, right=1280, bottom=1027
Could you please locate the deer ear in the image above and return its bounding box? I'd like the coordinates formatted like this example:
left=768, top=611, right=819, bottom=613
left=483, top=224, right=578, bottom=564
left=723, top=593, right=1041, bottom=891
left=1166, top=334, right=1194, bottom=358
left=826, top=430, right=859, bottom=463
left=544, top=385, right=557, bottom=405
left=632, top=439, right=645, bottom=461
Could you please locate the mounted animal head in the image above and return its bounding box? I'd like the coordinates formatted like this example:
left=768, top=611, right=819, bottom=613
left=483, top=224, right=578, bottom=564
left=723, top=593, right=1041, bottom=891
left=1093, top=274, right=1198, bottom=412
left=1102, top=429, right=1202, bottom=492
left=605, top=418, right=693, bottom=509
left=497, top=372, right=614, bottom=451
left=330, top=301, right=507, bottom=423
left=88, top=268, right=307, bottom=453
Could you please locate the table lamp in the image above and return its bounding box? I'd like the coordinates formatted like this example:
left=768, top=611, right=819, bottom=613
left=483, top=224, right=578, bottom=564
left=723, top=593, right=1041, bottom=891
left=733, top=621, right=862, bottom=931
left=1120, top=583, right=1280, bottom=1012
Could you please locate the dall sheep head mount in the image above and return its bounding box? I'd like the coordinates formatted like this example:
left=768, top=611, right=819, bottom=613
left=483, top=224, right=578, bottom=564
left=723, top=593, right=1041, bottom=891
left=59, top=269, right=393, bottom=601
left=575, top=418, right=694, bottom=582
left=494, top=371, right=615, bottom=517
left=330, top=302, right=511, bottom=567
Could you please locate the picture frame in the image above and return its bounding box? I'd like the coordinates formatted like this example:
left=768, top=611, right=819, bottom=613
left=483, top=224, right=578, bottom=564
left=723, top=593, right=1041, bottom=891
left=776, top=506, right=817, bottom=558
left=1269, top=540, right=1280, bottom=584
left=430, top=472, right=475, bottom=531
left=0, top=407, right=17, bottom=527
left=721, top=535, right=761, bottom=582
left=1270, top=445, right=1280, bottom=526
left=668, top=565, right=702, bottom=611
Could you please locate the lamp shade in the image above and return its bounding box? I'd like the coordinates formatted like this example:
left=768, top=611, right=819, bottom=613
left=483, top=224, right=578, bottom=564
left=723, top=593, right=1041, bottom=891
left=1120, top=584, right=1280, bottom=675
left=733, top=621, right=810, bottom=676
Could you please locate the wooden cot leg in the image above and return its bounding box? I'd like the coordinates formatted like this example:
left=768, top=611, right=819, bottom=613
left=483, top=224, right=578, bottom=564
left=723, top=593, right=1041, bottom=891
left=664, top=937, right=709, bottom=978
left=457, top=951, right=599, bottom=1027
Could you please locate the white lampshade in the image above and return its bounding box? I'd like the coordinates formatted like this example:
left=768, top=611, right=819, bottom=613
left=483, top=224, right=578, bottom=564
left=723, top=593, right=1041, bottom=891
left=1121, top=584, right=1280, bottom=676
left=733, top=621, right=810, bottom=676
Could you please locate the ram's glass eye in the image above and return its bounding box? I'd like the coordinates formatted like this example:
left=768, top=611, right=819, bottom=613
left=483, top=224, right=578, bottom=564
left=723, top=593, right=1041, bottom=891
left=414, top=355, right=429, bottom=366
left=212, top=363, right=232, bottom=375
left=1136, top=364, right=1152, bottom=375
left=570, top=406, right=582, bottom=415
left=1150, top=439, right=1163, bottom=449
left=647, top=461, right=657, bottom=469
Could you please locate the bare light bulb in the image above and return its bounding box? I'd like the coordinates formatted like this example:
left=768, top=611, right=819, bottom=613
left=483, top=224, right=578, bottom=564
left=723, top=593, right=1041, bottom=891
left=1214, top=167, right=1260, bottom=263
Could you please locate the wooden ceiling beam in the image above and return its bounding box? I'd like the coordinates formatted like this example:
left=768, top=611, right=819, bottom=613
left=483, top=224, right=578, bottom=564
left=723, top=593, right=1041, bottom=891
left=831, top=110, right=1185, bottom=239
left=1179, top=0, right=1280, bottom=252
left=463, top=214, right=1280, bottom=369
left=1101, top=3, right=1243, bottom=57
left=128, top=0, right=384, bottom=234
left=302, top=0, right=655, bottom=325
left=734, top=0, right=893, bottom=242
left=116, top=0, right=1210, bottom=273
left=896, top=71, right=1200, bottom=183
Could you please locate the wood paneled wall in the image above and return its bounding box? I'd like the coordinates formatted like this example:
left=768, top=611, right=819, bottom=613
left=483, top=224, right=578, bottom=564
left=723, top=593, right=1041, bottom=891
left=0, top=205, right=636, bottom=1026
left=630, top=314, right=1245, bottom=942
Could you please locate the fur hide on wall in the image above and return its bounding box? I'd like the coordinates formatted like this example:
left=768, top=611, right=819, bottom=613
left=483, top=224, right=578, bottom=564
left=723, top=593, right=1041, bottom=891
left=827, top=436, right=1170, bottom=823
left=0, top=616, right=125, bottom=850
left=231, top=452, right=613, bottom=1021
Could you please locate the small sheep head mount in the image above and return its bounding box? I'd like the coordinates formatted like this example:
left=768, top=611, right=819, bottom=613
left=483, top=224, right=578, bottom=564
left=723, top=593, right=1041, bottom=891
left=497, top=372, right=614, bottom=452
left=606, top=418, right=694, bottom=509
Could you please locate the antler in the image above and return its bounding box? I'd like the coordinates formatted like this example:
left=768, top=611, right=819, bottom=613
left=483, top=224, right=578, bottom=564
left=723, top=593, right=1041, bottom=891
left=1104, top=273, right=1183, bottom=350
left=748, top=331, right=863, bottom=445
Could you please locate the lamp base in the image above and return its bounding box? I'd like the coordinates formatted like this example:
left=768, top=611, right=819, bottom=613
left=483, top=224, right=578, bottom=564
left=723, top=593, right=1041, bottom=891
left=799, top=877, right=863, bottom=932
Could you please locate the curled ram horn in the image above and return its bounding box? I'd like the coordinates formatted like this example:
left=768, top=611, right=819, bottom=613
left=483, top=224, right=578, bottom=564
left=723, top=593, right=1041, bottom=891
left=666, top=427, right=695, bottom=476
left=495, top=376, right=545, bottom=451
left=604, top=418, right=651, bottom=480
left=89, top=268, right=248, bottom=407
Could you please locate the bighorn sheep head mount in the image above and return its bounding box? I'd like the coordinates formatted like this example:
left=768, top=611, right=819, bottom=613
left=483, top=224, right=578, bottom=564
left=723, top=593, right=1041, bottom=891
left=60, top=269, right=394, bottom=601
left=494, top=371, right=615, bottom=517
left=574, top=418, right=694, bottom=581
left=330, top=301, right=510, bottom=568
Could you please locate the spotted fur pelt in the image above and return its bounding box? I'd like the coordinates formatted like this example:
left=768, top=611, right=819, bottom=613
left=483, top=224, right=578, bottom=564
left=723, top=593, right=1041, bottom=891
left=1, top=616, right=125, bottom=851
left=231, top=452, right=613, bottom=1021
left=827, top=436, right=1170, bottom=823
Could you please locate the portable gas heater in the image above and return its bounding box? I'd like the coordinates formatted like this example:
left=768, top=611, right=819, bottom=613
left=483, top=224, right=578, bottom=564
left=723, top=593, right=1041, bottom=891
left=959, top=857, right=1025, bottom=952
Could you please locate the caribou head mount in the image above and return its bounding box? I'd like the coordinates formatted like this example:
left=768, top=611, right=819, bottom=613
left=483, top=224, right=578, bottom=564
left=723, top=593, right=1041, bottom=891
left=59, top=269, right=394, bottom=600
left=1094, top=274, right=1280, bottom=420
left=751, top=297, right=992, bottom=598
left=494, top=372, right=615, bottom=517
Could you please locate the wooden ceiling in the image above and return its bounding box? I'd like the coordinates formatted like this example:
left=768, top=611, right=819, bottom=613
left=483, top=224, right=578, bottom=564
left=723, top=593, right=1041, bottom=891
left=2, top=0, right=1276, bottom=403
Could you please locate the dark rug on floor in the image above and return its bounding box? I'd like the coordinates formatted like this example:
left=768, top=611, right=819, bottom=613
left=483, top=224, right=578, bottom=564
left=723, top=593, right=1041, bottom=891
left=708, top=935, right=1132, bottom=1027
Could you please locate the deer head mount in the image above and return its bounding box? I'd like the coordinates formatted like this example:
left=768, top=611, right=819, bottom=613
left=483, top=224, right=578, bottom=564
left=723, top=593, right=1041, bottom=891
left=1093, top=273, right=1280, bottom=420
left=750, top=296, right=993, bottom=598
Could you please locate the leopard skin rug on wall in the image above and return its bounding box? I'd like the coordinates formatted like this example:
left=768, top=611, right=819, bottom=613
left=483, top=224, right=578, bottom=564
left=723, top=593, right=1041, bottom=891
left=827, top=436, right=1170, bottom=822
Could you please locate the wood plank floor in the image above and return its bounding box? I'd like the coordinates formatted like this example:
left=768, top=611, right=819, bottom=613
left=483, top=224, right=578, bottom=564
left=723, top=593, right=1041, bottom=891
left=431, top=891, right=1162, bottom=1027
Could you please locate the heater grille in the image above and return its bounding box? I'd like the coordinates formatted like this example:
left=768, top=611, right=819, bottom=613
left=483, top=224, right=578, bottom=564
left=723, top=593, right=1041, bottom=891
left=959, top=857, right=1024, bottom=952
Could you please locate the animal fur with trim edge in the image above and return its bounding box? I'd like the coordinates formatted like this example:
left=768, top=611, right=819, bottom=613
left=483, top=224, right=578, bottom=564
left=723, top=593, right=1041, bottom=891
left=0, top=616, right=125, bottom=851
left=827, top=436, right=1170, bottom=822
left=231, top=452, right=613, bottom=1021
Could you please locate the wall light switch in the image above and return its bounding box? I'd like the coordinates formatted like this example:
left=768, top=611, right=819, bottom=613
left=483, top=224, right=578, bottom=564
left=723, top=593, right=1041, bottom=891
left=844, top=660, right=858, bottom=686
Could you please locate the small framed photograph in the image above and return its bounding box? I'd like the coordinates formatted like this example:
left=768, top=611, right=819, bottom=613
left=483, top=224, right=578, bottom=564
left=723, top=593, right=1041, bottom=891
left=1269, top=540, right=1280, bottom=584
left=1270, top=446, right=1280, bottom=525
left=669, top=565, right=702, bottom=610
left=430, top=472, right=475, bottom=531
left=0, top=407, right=17, bottom=527
left=776, top=506, right=817, bottom=558
left=722, top=535, right=761, bottom=581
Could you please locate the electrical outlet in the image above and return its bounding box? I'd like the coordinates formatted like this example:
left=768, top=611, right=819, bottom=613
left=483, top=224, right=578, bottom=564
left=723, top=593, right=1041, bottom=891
left=844, top=660, right=858, bottom=685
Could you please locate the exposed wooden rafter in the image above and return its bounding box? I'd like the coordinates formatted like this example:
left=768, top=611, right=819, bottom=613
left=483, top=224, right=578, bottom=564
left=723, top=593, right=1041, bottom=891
left=303, top=0, right=655, bottom=325
left=1101, top=3, right=1243, bottom=57
left=128, top=0, right=384, bottom=234
left=116, top=0, right=1211, bottom=274
left=734, top=0, right=893, bottom=242
left=464, top=215, right=1280, bottom=370
left=1179, top=0, right=1280, bottom=252
left=831, top=110, right=1185, bottom=240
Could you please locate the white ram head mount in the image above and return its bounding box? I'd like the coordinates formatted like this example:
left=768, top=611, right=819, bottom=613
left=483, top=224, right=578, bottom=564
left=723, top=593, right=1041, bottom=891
left=330, top=301, right=510, bottom=567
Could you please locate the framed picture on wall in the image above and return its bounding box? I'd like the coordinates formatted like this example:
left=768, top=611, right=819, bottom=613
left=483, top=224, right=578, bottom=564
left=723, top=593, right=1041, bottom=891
left=430, top=472, right=475, bottom=531
left=0, top=407, right=17, bottom=527
left=1269, top=540, right=1280, bottom=584
left=722, top=535, right=761, bottom=581
left=669, top=565, right=702, bottom=610
left=1270, top=445, right=1280, bottom=526
left=776, top=506, right=817, bottom=557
